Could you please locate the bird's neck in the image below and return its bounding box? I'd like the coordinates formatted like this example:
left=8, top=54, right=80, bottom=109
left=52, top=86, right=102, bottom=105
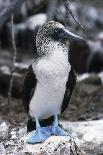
left=37, top=40, right=69, bottom=60
left=49, top=42, right=68, bottom=64
left=34, top=41, right=70, bottom=77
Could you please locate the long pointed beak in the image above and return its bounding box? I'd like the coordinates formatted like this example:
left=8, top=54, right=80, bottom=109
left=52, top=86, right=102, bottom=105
left=62, top=28, right=86, bottom=42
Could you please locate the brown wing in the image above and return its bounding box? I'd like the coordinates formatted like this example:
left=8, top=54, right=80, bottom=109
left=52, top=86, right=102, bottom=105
left=21, top=65, right=54, bottom=132
left=61, top=67, right=76, bottom=113
left=21, top=65, right=37, bottom=114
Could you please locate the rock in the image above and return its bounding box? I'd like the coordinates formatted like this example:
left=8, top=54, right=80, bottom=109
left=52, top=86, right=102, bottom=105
left=97, top=31, right=103, bottom=40
left=61, top=120, right=103, bottom=155
left=77, top=73, right=102, bottom=85
left=2, top=125, right=27, bottom=155
left=19, top=136, right=85, bottom=155
left=0, top=65, right=24, bottom=97
left=1, top=120, right=102, bottom=155
left=77, top=72, right=103, bottom=85
left=0, top=49, right=33, bottom=97
left=0, top=0, right=46, bottom=22
left=0, top=121, right=9, bottom=140
left=26, top=13, right=47, bottom=30
left=0, top=0, right=11, bottom=12
left=0, top=143, right=6, bottom=155
left=70, top=41, right=90, bottom=73
left=0, top=49, right=31, bottom=70
left=23, top=0, right=46, bottom=16
left=0, top=121, right=86, bottom=155
left=77, top=73, right=90, bottom=82
left=0, top=0, right=25, bottom=24
left=1, top=13, right=47, bottom=51
left=69, top=28, right=103, bottom=74
left=98, top=71, right=103, bottom=84
left=62, top=73, right=103, bottom=121
left=87, top=32, right=103, bottom=73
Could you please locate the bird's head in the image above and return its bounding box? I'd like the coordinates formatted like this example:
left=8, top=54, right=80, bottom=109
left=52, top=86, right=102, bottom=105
left=36, top=21, right=85, bottom=56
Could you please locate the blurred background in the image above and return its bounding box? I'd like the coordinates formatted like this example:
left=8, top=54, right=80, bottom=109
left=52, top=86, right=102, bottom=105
left=0, top=0, right=103, bottom=149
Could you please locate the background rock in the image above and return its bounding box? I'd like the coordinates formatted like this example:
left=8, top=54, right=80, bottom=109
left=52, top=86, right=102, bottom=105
left=1, top=13, right=47, bottom=51
left=70, top=41, right=90, bottom=73
left=62, top=73, right=103, bottom=121
left=0, top=66, right=23, bottom=97
left=87, top=32, right=103, bottom=73
left=61, top=120, right=103, bottom=155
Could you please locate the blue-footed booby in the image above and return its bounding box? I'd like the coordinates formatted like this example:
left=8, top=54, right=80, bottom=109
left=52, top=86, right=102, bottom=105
left=22, top=21, right=85, bottom=144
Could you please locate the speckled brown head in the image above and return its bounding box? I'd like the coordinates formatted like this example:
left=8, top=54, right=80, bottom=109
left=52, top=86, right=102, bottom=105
left=36, top=21, right=85, bottom=56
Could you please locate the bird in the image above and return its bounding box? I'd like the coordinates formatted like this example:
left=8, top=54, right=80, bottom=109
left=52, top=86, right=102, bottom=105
left=22, top=21, right=85, bottom=144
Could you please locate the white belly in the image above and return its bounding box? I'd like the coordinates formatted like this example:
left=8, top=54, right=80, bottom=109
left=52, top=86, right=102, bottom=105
left=29, top=76, right=68, bottom=120
left=29, top=53, right=70, bottom=120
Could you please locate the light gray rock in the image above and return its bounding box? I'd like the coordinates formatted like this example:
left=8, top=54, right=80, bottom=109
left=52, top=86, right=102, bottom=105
left=0, top=120, right=103, bottom=155
left=61, top=120, right=103, bottom=155
left=19, top=136, right=85, bottom=155
left=77, top=73, right=102, bottom=85
left=0, top=143, right=6, bottom=155
left=0, top=122, right=9, bottom=140
left=16, top=120, right=103, bottom=155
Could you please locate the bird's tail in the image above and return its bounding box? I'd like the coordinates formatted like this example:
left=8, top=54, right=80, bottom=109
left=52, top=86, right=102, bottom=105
left=27, top=116, right=54, bottom=132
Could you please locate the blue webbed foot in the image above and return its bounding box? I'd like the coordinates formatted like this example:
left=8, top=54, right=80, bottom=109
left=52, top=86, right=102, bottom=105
left=52, top=125, right=69, bottom=136
left=27, top=127, right=51, bottom=144
left=42, top=126, right=52, bottom=134
left=27, top=117, right=52, bottom=144
left=52, top=114, right=70, bottom=136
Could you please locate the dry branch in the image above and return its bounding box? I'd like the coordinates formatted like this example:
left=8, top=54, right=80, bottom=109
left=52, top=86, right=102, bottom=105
left=8, top=14, right=17, bottom=104
left=63, top=0, right=86, bottom=31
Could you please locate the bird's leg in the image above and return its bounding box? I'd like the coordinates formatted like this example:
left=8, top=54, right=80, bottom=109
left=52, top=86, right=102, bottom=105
left=27, top=117, right=51, bottom=144
left=52, top=114, right=69, bottom=136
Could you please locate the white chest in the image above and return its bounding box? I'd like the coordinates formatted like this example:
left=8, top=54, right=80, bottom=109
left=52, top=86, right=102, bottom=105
left=29, top=48, right=71, bottom=120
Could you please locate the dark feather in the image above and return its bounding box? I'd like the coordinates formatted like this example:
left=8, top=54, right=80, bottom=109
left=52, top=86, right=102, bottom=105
left=61, top=67, right=76, bottom=113
left=21, top=65, right=37, bottom=114
left=21, top=65, right=54, bottom=132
